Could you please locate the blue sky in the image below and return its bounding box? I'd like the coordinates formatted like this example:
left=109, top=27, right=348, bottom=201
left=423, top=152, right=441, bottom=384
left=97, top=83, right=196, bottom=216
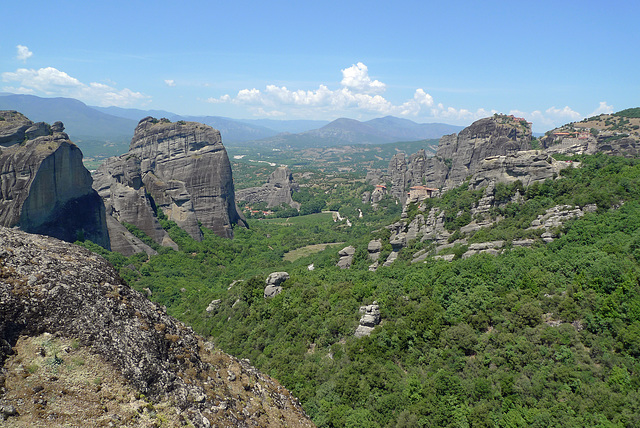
left=1, top=0, right=638, bottom=132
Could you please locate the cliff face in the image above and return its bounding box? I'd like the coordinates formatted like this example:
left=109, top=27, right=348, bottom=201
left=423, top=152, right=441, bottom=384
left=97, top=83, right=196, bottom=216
left=0, top=111, right=109, bottom=248
left=0, top=227, right=314, bottom=427
left=93, top=117, right=246, bottom=254
left=377, top=115, right=549, bottom=198
left=235, top=166, right=301, bottom=209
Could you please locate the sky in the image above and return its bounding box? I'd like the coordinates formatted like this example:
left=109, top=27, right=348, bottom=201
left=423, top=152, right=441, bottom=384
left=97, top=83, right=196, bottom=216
left=1, top=0, right=638, bottom=132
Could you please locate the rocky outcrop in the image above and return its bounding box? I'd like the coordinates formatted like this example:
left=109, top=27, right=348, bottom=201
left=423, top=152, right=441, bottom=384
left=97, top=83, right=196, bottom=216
left=527, top=204, right=597, bottom=243
left=0, top=112, right=109, bottom=248
left=93, top=117, right=246, bottom=254
left=367, top=115, right=538, bottom=200
left=264, top=272, right=290, bottom=298
left=0, top=111, right=51, bottom=147
left=436, top=116, right=533, bottom=189
left=466, top=151, right=569, bottom=189
left=354, top=302, right=381, bottom=338
left=0, top=227, right=313, bottom=427
left=337, top=246, right=356, bottom=269
left=236, top=167, right=300, bottom=209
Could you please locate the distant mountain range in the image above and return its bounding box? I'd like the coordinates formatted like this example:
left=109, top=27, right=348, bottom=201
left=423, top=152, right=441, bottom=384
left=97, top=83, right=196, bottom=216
left=254, top=116, right=463, bottom=148
left=0, top=93, right=464, bottom=157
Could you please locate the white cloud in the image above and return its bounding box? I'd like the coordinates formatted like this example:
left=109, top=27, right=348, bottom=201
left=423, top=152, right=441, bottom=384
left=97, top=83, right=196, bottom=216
left=544, top=106, right=582, bottom=121
left=432, top=103, right=496, bottom=123
left=340, top=62, right=386, bottom=94
left=589, top=101, right=614, bottom=117
left=16, top=45, right=33, bottom=62
left=206, top=94, right=231, bottom=103
left=2, top=66, right=149, bottom=107
left=164, top=79, right=176, bottom=87
left=207, top=63, right=440, bottom=119
left=507, top=105, right=596, bottom=132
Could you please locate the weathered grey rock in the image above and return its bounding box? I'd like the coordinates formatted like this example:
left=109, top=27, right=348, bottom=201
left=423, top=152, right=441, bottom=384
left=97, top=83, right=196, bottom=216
left=236, top=167, right=300, bottom=209
left=354, top=302, right=381, bottom=338
left=24, top=122, right=50, bottom=140
left=369, top=115, right=537, bottom=199
left=0, top=111, right=33, bottom=146
left=0, top=113, right=109, bottom=248
left=512, top=239, right=535, bottom=247
left=264, top=285, right=283, bottom=298
left=367, top=239, right=382, bottom=261
left=438, top=116, right=534, bottom=190
left=264, top=271, right=289, bottom=298
left=93, top=117, right=246, bottom=253
left=206, top=299, right=222, bottom=313
left=467, top=151, right=571, bottom=189
left=468, top=241, right=505, bottom=251
left=266, top=271, right=290, bottom=286
left=0, top=227, right=313, bottom=427
left=337, top=246, right=356, bottom=269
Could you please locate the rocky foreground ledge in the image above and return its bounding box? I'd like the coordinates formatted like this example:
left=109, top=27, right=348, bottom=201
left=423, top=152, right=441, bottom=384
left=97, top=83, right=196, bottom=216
left=0, top=227, right=314, bottom=427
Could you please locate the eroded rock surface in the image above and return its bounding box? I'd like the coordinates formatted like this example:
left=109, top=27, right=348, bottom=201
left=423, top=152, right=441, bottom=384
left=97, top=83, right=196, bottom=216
left=354, top=303, right=381, bottom=338
left=264, top=271, right=290, bottom=298
left=337, top=246, right=356, bottom=269
left=236, top=167, right=300, bottom=209
left=0, top=112, right=109, bottom=248
left=93, top=117, right=246, bottom=255
left=0, top=228, right=313, bottom=427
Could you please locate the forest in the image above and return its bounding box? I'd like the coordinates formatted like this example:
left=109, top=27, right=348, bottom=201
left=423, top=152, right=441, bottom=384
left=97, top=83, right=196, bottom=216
left=80, top=153, right=640, bottom=427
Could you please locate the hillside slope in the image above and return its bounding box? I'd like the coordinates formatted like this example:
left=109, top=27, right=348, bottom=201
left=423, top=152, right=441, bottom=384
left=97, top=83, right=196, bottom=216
left=0, top=227, right=314, bottom=427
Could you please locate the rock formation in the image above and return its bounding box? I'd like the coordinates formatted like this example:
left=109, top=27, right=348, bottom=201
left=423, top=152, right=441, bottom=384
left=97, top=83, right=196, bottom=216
left=93, top=117, right=246, bottom=255
left=354, top=302, right=381, bottom=338
left=0, top=111, right=109, bottom=248
left=368, top=115, right=545, bottom=200
left=0, top=227, right=313, bottom=427
left=336, top=246, right=356, bottom=269
left=236, top=166, right=300, bottom=210
left=264, top=272, right=290, bottom=298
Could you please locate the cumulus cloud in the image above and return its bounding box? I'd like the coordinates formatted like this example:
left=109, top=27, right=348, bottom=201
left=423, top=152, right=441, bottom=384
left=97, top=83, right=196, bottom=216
left=206, top=63, right=440, bottom=118
left=507, top=103, right=617, bottom=132
left=2, top=66, right=149, bottom=107
left=340, top=62, right=386, bottom=94
left=164, top=79, right=176, bottom=87
left=433, top=103, right=496, bottom=123
left=16, top=45, right=33, bottom=62
left=589, top=101, right=614, bottom=116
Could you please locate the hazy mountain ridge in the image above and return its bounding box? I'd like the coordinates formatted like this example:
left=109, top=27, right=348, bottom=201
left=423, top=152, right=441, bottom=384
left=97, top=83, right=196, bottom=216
left=0, top=94, right=138, bottom=158
left=253, top=116, right=464, bottom=148
left=0, top=94, right=463, bottom=157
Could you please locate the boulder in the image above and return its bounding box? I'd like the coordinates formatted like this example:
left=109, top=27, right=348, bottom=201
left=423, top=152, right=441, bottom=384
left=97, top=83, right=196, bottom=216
left=367, top=239, right=382, bottom=261
left=354, top=302, right=381, bottom=338
left=264, top=272, right=289, bottom=298
left=337, top=245, right=356, bottom=269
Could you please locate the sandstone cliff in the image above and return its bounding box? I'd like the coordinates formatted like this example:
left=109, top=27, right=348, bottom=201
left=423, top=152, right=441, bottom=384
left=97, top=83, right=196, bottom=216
left=93, top=117, right=246, bottom=254
left=236, top=166, right=301, bottom=210
left=0, top=227, right=314, bottom=427
left=0, top=111, right=109, bottom=248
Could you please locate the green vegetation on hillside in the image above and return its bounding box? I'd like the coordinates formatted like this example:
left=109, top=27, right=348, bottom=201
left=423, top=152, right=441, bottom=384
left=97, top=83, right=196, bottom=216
left=613, top=108, right=640, bottom=118
left=80, top=154, right=640, bottom=427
